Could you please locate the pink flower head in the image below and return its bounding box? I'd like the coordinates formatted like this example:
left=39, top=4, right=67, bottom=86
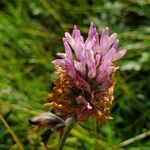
left=48, top=23, right=126, bottom=124
left=52, top=23, right=126, bottom=92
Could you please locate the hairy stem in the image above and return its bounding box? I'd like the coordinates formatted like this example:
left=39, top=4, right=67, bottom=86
left=57, top=117, right=76, bottom=150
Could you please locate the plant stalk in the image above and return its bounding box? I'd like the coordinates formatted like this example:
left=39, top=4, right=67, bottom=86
left=57, top=117, right=76, bottom=150
left=0, top=113, right=24, bottom=150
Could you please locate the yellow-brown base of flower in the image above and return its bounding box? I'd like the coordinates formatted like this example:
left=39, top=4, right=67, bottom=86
left=46, top=69, right=114, bottom=125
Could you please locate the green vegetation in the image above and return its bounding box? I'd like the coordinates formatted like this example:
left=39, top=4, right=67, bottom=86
left=0, top=0, right=150, bottom=149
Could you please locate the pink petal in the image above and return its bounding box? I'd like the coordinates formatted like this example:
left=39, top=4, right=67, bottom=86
left=57, top=53, right=66, bottom=58
left=96, top=48, right=116, bottom=82
left=85, top=23, right=96, bottom=44
left=72, top=25, right=77, bottom=38
left=52, top=59, right=66, bottom=69
left=103, top=48, right=116, bottom=65
left=76, top=74, right=91, bottom=92
left=63, top=38, right=73, bottom=61
left=99, top=48, right=116, bottom=72
left=106, top=66, right=118, bottom=75
left=74, top=60, right=86, bottom=76
left=112, top=49, right=126, bottom=62
left=109, top=33, right=117, bottom=46
left=86, top=49, right=96, bottom=79
left=97, top=66, right=117, bottom=83
left=64, top=58, right=76, bottom=78
left=99, top=27, right=109, bottom=55
left=74, top=42, right=85, bottom=61
left=72, top=25, right=84, bottom=43
left=71, top=26, right=85, bottom=61
left=112, top=39, right=119, bottom=49
left=76, top=95, right=92, bottom=110
left=95, top=53, right=101, bottom=67
left=85, top=36, right=96, bottom=50
left=65, top=32, right=75, bottom=47
left=93, top=33, right=100, bottom=54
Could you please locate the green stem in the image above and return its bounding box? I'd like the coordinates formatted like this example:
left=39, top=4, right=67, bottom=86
left=57, top=117, right=76, bottom=150
left=0, top=113, right=24, bottom=150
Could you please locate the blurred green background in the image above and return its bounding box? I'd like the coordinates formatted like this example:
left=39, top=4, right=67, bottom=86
left=0, top=0, right=150, bottom=150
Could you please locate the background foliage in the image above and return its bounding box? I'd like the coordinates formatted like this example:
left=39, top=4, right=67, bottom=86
left=0, top=0, right=150, bottom=149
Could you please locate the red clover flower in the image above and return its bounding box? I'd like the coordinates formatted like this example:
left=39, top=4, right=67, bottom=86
left=46, top=23, right=126, bottom=125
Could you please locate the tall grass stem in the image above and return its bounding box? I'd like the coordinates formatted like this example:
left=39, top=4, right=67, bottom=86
left=0, top=113, right=24, bottom=150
